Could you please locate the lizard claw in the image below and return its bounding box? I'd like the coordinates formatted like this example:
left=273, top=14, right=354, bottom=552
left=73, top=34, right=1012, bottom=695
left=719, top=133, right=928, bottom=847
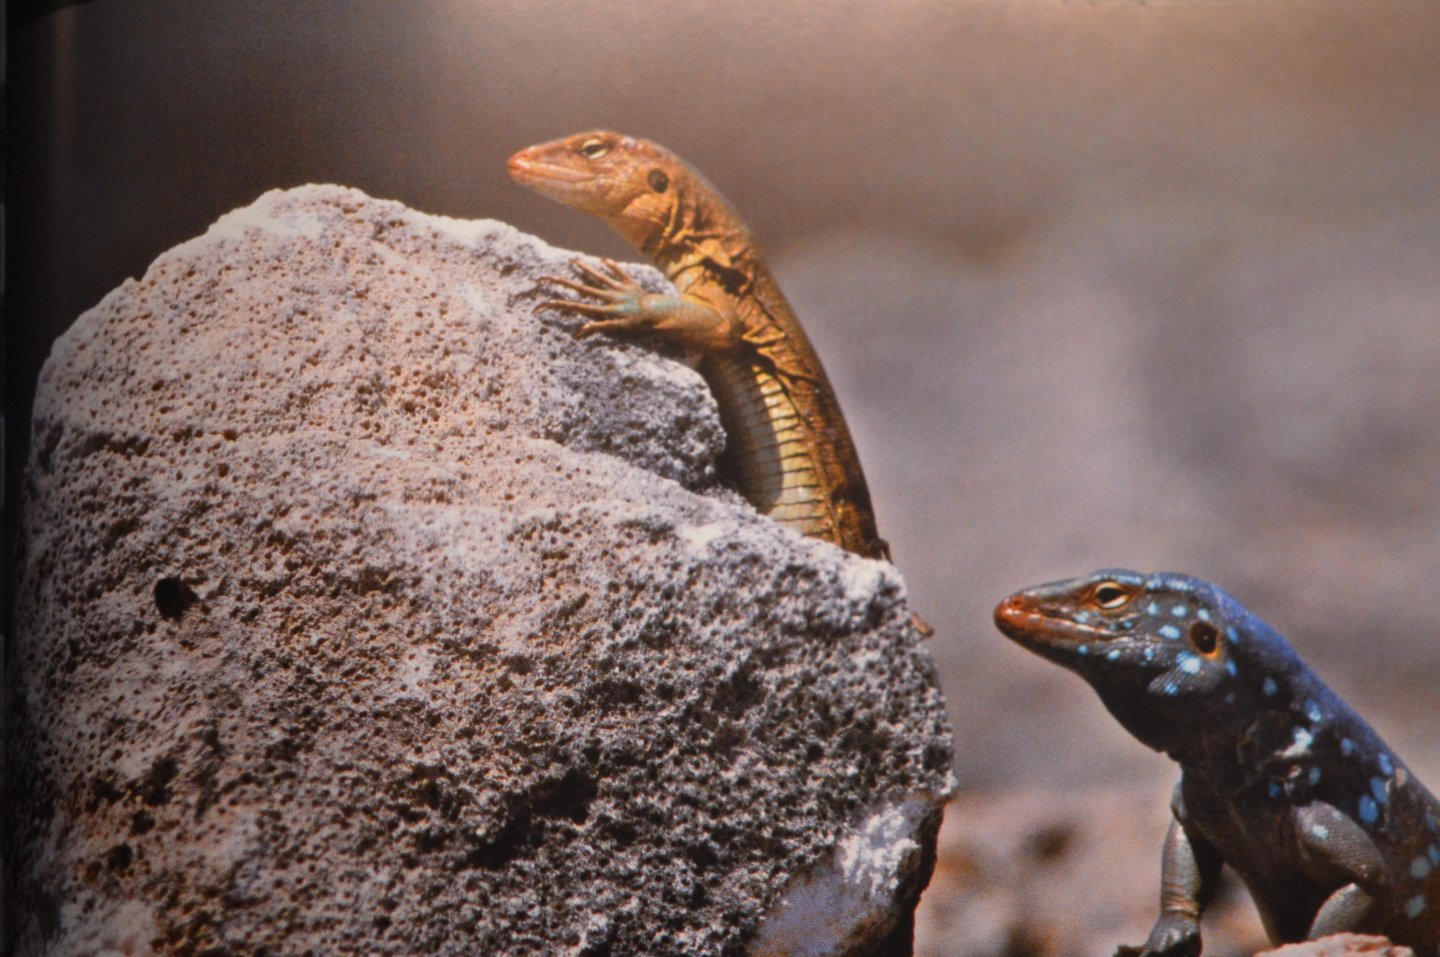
left=571, top=257, right=643, bottom=294
left=570, top=258, right=618, bottom=288
left=601, top=258, right=633, bottom=282
left=910, top=613, right=935, bottom=638
left=549, top=300, right=631, bottom=320
left=535, top=274, right=603, bottom=298
left=535, top=260, right=647, bottom=317
left=577, top=316, right=647, bottom=338
left=1115, top=915, right=1201, bottom=957
left=533, top=298, right=580, bottom=317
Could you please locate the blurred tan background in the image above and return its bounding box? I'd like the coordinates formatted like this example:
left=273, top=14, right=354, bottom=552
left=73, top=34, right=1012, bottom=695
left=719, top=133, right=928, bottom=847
left=9, top=1, right=1440, bottom=953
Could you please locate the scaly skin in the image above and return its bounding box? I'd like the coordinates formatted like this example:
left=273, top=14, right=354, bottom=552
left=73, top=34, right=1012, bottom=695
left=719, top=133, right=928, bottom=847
left=508, top=131, right=887, bottom=560
left=995, top=570, right=1440, bottom=957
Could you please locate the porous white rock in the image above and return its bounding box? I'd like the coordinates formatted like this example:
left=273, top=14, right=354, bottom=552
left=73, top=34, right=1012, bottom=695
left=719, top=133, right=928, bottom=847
left=10, top=185, right=954, bottom=956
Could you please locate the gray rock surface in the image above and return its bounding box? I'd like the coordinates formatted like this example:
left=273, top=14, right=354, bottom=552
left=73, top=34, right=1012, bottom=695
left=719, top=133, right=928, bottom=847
left=10, top=185, right=954, bottom=956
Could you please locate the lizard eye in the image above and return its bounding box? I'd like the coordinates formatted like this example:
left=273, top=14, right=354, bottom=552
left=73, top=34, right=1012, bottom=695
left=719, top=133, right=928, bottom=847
left=578, top=138, right=610, bottom=159
left=647, top=169, right=669, bottom=193
left=1092, top=582, right=1131, bottom=610
left=1189, top=620, right=1220, bottom=657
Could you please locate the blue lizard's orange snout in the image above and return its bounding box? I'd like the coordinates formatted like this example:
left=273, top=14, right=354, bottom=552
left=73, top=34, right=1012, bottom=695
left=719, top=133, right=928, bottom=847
left=992, top=594, right=1031, bottom=635
left=992, top=591, right=1089, bottom=649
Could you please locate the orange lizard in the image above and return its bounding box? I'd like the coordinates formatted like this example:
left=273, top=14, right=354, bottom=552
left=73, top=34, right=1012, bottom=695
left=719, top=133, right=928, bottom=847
left=508, top=131, right=891, bottom=562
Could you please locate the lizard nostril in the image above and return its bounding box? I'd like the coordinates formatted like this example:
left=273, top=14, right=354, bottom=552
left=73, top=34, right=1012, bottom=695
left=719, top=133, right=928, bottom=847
left=994, top=597, right=1028, bottom=628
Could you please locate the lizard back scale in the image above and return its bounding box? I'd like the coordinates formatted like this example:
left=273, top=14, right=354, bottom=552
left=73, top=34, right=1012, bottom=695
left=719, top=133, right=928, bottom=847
left=507, top=131, right=887, bottom=561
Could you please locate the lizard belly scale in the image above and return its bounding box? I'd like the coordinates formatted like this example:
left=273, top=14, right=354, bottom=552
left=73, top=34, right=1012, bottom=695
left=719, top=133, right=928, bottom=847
left=702, top=351, right=836, bottom=542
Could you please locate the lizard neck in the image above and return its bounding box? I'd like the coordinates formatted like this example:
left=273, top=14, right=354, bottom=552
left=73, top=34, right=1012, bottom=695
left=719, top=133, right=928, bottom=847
left=1178, top=664, right=1355, bottom=802
left=625, top=169, right=759, bottom=302
left=1174, top=726, right=1255, bottom=796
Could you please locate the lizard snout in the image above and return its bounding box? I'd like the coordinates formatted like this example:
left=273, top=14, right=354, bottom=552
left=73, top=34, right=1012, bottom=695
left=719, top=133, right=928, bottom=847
left=992, top=594, right=1038, bottom=638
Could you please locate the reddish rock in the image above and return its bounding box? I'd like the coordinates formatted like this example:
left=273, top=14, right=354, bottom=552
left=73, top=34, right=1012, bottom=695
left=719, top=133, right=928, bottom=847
left=1258, top=934, right=1415, bottom=957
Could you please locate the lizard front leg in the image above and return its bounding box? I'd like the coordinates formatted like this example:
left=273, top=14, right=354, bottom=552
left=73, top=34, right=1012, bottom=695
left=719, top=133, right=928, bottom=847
left=535, top=258, right=744, bottom=353
left=1118, top=790, right=1223, bottom=957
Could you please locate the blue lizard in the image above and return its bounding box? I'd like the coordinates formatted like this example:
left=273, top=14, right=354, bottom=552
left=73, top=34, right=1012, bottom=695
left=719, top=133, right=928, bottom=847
left=994, top=569, right=1440, bottom=957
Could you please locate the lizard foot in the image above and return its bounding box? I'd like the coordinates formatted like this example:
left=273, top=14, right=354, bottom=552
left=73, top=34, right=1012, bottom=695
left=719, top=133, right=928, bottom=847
left=533, top=258, right=650, bottom=331
left=534, top=259, right=744, bottom=353
left=1114, top=915, right=1201, bottom=957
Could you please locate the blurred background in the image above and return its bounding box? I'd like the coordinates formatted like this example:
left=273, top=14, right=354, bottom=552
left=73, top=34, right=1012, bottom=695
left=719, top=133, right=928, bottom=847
left=8, top=1, right=1440, bottom=953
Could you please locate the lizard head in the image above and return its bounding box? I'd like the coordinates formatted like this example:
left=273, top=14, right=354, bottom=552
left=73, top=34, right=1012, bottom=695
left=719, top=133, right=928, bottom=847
left=995, top=569, right=1287, bottom=757
left=508, top=131, right=690, bottom=252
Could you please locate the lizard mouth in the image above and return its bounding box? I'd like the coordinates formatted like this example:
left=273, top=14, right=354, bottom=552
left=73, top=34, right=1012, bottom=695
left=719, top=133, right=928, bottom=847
left=993, top=597, right=1114, bottom=649
left=507, top=153, right=595, bottom=189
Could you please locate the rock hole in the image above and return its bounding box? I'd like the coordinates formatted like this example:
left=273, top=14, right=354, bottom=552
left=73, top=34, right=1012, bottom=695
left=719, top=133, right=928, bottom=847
left=139, top=756, right=179, bottom=807
left=715, top=665, right=765, bottom=717
left=90, top=775, right=124, bottom=809
left=685, top=841, right=720, bottom=871
left=923, top=742, right=952, bottom=773
left=466, top=814, right=535, bottom=870
left=37, top=424, right=64, bottom=473
left=464, top=769, right=599, bottom=870
left=578, top=938, right=614, bottom=957
left=534, top=768, right=597, bottom=824
left=105, top=843, right=134, bottom=872
left=594, top=677, right=642, bottom=707
left=154, top=578, right=198, bottom=621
